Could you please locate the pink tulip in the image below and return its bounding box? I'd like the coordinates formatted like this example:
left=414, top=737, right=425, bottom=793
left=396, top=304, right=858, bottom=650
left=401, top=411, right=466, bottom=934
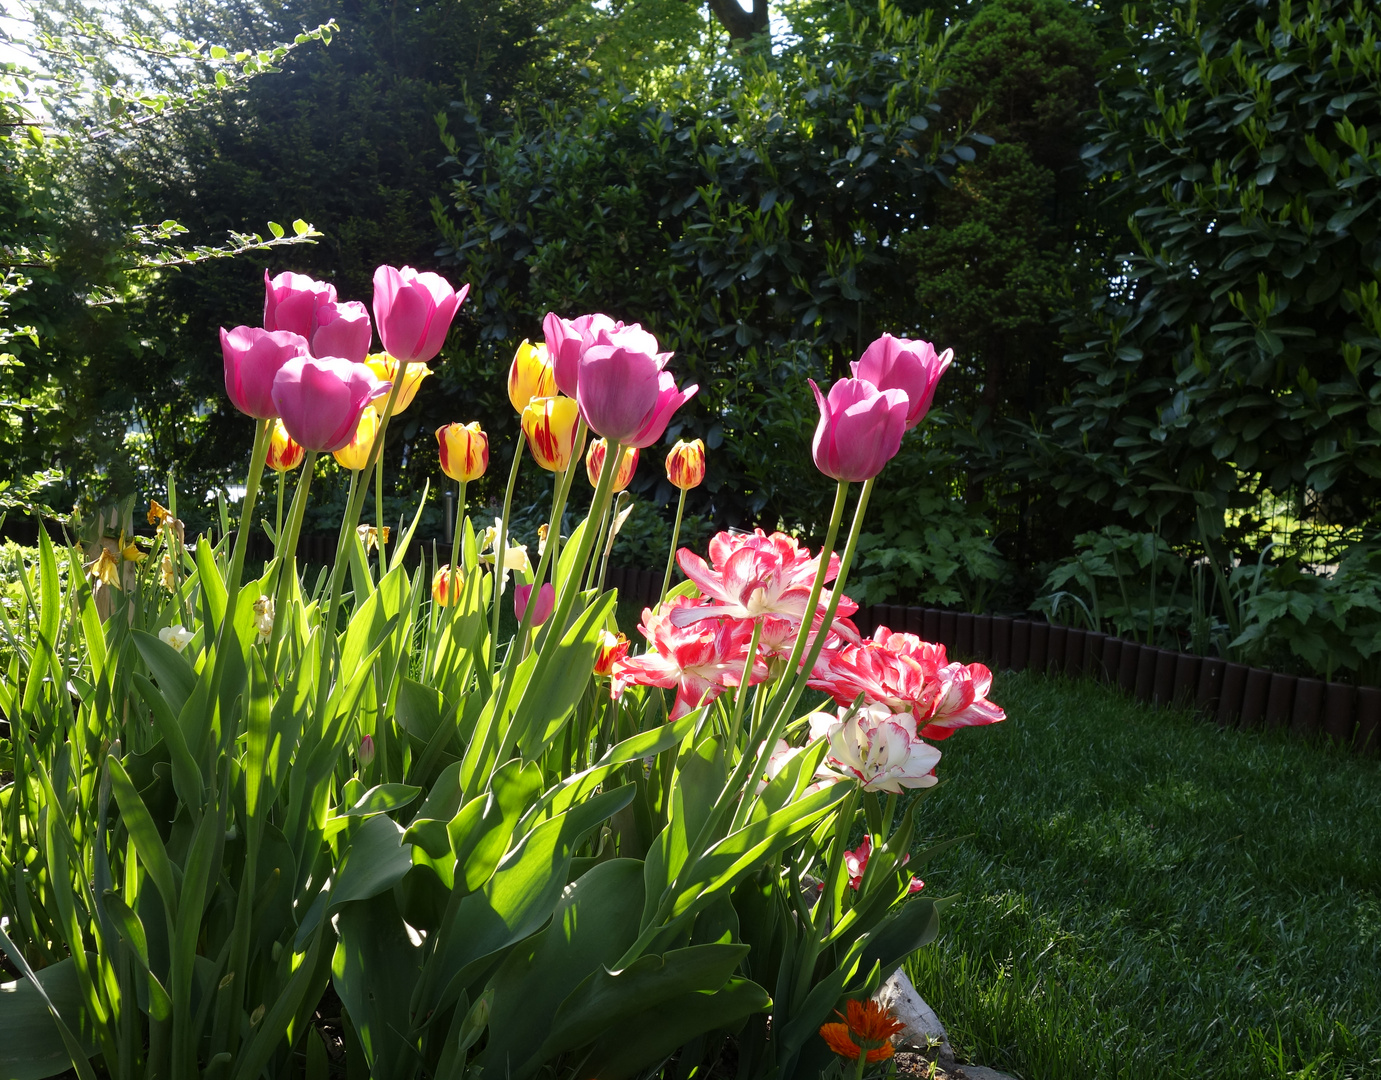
left=270, top=355, right=392, bottom=453
left=543, top=312, right=667, bottom=398
left=514, top=582, right=555, bottom=627
left=808, top=377, right=908, bottom=482
left=221, top=326, right=309, bottom=419
left=851, top=333, right=953, bottom=430
left=372, top=265, right=469, bottom=364
left=577, top=344, right=697, bottom=449
left=263, top=270, right=374, bottom=363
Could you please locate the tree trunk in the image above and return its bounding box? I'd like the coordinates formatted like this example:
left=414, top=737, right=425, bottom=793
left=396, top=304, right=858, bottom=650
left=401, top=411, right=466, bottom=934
left=707, top=0, right=770, bottom=40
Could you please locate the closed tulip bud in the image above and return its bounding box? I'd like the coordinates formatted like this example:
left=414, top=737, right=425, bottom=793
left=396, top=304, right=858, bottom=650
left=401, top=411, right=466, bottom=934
left=432, top=564, right=463, bottom=606
left=809, top=377, right=908, bottom=482
left=521, top=396, right=581, bottom=472
left=372, top=265, right=468, bottom=364
left=508, top=340, right=556, bottom=413
left=333, top=406, right=380, bottom=472
left=437, top=422, right=489, bottom=482
left=358, top=734, right=375, bottom=767
left=851, top=333, right=953, bottom=431
left=577, top=341, right=697, bottom=449
left=264, top=270, right=373, bottom=364
left=265, top=419, right=306, bottom=472
left=365, top=353, right=431, bottom=413
left=666, top=438, right=706, bottom=490
left=586, top=438, right=638, bottom=492
left=221, top=325, right=310, bottom=419
left=514, top=582, right=555, bottom=627
left=271, top=354, right=391, bottom=452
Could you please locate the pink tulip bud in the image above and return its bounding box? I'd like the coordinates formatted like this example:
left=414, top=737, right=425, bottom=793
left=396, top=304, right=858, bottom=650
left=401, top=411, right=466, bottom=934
left=271, top=355, right=392, bottom=453
left=514, top=582, right=555, bottom=627
left=358, top=734, right=375, bottom=767
left=371, top=265, right=469, bottom=364
left=577, top=344, right=697, bottom=449
left=263, top=270, right=374, bottom=363
left=221, top=326, right=310, bottom=419
left=850, top=333, right=953, bottom=430
left=808, top=377, right=908, bottom=482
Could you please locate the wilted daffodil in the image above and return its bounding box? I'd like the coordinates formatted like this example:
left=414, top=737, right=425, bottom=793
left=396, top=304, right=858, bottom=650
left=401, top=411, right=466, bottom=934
left=253, top=596, right=275, bottom=643
left=366, top=353, right=431, bottom=414
left=160, top=554, right=176, bottom=591
left=87, top=548, right=120, bottom=588
left=148, top=500, right=171, bottom=527
left=119, top=533, right=146, bottom=564
left=357, top=524, right=390, bottom=552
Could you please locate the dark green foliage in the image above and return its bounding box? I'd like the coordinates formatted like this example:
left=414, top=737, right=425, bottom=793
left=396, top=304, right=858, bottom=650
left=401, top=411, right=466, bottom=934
left=901, top=0, right=1104, bottom=574
left=910, top=670, right=1381, bottom=1080
left=434, top=2, right=981, bottom=535
left=1031, top=0, right=1381, bottom=545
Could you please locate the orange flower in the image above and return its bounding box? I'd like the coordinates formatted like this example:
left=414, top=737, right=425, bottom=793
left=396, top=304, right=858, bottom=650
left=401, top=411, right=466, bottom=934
left=818, top=999, right=905, bottom=1064
left=585, top=438, right=638, bottom=492
left=666, top=438, right=706, bottom=490
left=433, top=564, right=463, bottom=606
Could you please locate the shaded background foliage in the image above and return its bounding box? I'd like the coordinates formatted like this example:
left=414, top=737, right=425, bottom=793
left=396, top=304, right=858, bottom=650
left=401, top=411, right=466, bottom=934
left=6, top=0, right=1381, bottom=673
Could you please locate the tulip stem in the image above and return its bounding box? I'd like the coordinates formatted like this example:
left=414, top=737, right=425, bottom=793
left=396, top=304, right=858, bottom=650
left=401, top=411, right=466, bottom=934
left=728, top=618, right=763, bottom=751
left=448, top=478, right=467, bottom=590
left=225, top=417, right=272, bottom=612
left=374, top=450, right=387, bottom=567
left=483, top=438, right=620, bottom=787
left=278, top=452, right=317, bottom=566
left=275, top=470, right=285, bottom=543
left=490, top=436, right=526, bottom=661
left=660, top=487, right=688, bottom=605
left=597, top=490, right=627, bottom=593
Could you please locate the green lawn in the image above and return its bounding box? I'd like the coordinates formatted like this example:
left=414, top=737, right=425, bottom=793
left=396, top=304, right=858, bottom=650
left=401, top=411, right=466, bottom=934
left=905, top=671, right=1381, bottom=1080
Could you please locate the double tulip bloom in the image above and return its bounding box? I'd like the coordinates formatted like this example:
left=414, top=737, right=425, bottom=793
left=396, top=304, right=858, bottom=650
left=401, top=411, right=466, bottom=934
left=437, top=422, right=489, bottom=482
left=586, top=438, right=638, bottom=492
left=543, top=312, right=697, bottom=449
left=272, top=356, right=391, bottom=453
left=264, top=271, right=373, bottom=364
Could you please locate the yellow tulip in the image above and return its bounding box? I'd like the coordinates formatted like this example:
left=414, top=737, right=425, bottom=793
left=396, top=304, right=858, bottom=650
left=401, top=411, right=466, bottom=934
left=365, top=353, right=432, bottom=414
left=508, top=339, right=556, bottom=413
left=333, top=406, right=380, bottom=471
left=521, top=395, right=580, bottom=472
left=585, top=438, right=639, bottom=492
left=437, top=422, right=489, bottom=482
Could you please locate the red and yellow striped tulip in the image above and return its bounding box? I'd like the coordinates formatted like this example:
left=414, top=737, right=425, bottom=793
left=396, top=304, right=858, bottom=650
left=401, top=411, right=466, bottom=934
left=521, top=395, right=580, bottom=472
left=666, top=438, right=706, bottom=490
left=508, top=339, right=556, bottom=414
left=265, top=419, right=306, bottom=472
left=585, top=437, right=639, bottom=492
left=437, top=422, right=489, bottom=482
